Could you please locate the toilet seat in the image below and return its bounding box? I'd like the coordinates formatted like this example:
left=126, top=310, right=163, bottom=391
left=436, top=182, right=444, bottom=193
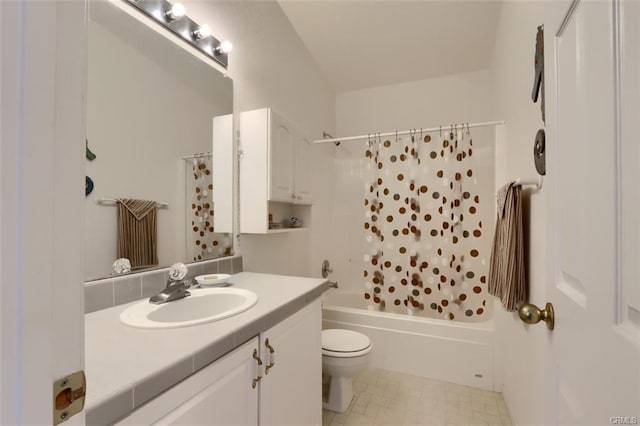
left=322, top=329, right=372, bottom=358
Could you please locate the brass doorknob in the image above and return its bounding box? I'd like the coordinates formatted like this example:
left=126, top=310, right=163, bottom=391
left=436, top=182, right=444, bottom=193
left=518, top=302, right=555, bottom=330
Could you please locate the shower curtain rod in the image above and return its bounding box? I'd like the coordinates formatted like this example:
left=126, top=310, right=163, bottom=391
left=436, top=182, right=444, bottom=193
left=313, top=120, right=506, bottom=144
left=179, top=152, right=212, bottom=160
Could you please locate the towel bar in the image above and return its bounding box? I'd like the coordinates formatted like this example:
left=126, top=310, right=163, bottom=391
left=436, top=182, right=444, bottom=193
left=514, top=175, right=544, bottom=189
left=95, top=198, right=169, bottom=208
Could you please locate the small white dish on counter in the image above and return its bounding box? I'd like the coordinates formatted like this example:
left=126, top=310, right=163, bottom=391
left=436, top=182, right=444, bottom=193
left=195, top=273, right=231, bottom=287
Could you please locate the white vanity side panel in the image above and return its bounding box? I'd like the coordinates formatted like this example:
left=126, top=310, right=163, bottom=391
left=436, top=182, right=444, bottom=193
left=213, top=114, right=233, bottom=233
left=240, top=108, right=269, bottom=233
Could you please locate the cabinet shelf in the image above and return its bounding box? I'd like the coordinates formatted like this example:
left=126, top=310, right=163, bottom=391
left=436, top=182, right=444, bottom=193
left=266, top=227, right=309, bottom=234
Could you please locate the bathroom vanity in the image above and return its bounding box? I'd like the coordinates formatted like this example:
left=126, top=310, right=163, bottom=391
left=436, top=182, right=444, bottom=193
left=85, top=272, right=328, bottom=425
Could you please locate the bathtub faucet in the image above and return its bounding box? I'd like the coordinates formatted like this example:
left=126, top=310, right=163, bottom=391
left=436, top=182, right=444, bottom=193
left=328, top=281, right=339, bottom=289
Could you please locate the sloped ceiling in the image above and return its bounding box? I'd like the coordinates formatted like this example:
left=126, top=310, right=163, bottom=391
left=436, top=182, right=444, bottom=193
left=278, top=1, right=502, bottom=92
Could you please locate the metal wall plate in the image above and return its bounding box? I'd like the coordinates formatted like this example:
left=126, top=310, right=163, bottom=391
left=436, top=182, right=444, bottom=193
left=53, top=371, right=86, bottom=424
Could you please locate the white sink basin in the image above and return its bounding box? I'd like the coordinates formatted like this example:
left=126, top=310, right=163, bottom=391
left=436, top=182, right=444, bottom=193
left=120, top=287, right=258, bottom=329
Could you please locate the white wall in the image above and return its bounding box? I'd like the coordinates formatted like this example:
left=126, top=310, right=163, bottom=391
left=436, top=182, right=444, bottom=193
left=336, top=69, right=494, bottom=136
left=183, top=1, right=336, bottom=278
left=85, top=16, right=232, bottom=280
left=490, top=2, right=546, bottom=425
left=331, top=70, right=496, bottom=321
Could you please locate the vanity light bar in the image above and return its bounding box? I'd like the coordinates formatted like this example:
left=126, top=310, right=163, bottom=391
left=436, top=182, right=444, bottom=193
left=126, top=0, right=230, bottom=68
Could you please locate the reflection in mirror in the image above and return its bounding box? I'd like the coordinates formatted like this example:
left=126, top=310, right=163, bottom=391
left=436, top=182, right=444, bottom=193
left=85, top=1, right=233, bottom=281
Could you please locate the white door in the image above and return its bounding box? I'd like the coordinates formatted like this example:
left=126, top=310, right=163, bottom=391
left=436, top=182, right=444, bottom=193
left=544, top=0, right=640, bottom=424
left=294, top=133, right=313, bottom=205
left=269, top=112, right=294, bottom=202
left=0, top=1, right=86, bottom=424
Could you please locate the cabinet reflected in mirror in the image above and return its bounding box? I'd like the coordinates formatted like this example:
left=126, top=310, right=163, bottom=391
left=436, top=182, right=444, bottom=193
left=85, top=2, right=233, bottom=281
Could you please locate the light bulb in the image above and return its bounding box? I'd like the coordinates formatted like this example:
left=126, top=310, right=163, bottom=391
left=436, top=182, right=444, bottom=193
left=216, top=40, right=233, bottom=54
left=193, top=24, right=211, bottom=40
left=166, top=3, right=185, bottom=21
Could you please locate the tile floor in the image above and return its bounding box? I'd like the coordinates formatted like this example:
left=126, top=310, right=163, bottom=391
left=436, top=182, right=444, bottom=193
left=323, top=368, right=512, bottom=426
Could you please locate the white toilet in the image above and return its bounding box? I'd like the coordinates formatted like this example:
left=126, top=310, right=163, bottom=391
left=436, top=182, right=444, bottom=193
left=322, top=329, right=372, bottom=413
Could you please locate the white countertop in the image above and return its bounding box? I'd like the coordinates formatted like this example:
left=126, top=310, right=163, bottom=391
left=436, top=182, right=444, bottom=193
left=85, top=272, right=328, bottom=422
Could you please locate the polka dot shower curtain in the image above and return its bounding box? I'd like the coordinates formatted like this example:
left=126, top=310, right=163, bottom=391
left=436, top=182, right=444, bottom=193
left=363, top=129, right=487, bottom=321
left=186, top=154, right=232, bottom=262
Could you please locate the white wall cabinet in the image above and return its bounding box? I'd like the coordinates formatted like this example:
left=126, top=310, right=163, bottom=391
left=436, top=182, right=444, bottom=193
left=269, top=113, right=296, bottom=202
left=293, top=132, right=313, bottom=205
left=240, top=108, right=313, bottom=233
left=212, top=114, right=234, bottom=233
left=115, top=301, right=321, bottom=426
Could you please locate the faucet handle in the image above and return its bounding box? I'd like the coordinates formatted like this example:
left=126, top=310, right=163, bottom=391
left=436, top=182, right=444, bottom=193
left=165, top=278, right=188, bottom=289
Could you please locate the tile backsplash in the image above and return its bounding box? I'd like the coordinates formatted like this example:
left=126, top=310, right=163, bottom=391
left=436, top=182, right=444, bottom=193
left=84, top=255, right=243, bottom=314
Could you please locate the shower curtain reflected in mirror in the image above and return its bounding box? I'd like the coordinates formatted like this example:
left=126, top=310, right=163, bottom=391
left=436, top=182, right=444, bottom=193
left=185, top=154, right=232, bottom=262
left=363, top=130, right=488, bottom=321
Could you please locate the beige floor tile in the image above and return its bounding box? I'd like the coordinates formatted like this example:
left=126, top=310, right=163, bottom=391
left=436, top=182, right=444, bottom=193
left=323, top=368, right=512, bottom=426
left=351, top=402, right=367, bottom=415
left=331, top=412, right=349, bottom=425
left=323, top=410, right=336, bottom=426
left=356, top=392, right=372, bottom=405
left=368, top=384, right=386, bottom=396
left=500, top=414, right=513, bottom=426
left=375, top=407, right=405, bottom=423
left=354, top=382, right=368, bottom=393
left=345, top=413, right=375, bottom=425
left=364, top=403, right=381, bottom=418
left=369, top=395, right=390, bottom=408
left=387, top=398, right=407, bottom=411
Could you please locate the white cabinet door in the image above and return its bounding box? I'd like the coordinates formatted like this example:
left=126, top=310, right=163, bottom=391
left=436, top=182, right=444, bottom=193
left=212, top=114, right=233, bottom=233
left=269, top=111, right=295, bottom=203
left=294, top=133, right=313, bottom=205
left=117, top=338, right=259, bottom=426
left=259, top=301, right=322, bottom=426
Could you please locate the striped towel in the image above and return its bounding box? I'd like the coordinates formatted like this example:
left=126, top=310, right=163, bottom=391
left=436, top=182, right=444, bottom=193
left=116, top=199, right=158, bottom=270
left=488, top=183, right=526, bottom=311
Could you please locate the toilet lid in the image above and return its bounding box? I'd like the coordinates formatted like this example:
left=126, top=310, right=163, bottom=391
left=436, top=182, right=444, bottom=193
left=322, top=329, right=371, bottom=353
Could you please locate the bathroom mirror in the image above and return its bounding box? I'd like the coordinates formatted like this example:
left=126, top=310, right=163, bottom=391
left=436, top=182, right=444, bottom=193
left=85, top=1, right=233, bottom=281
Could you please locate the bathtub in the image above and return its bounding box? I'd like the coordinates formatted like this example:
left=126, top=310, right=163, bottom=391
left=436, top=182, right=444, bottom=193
left=322, top=291, right=497, bottom=391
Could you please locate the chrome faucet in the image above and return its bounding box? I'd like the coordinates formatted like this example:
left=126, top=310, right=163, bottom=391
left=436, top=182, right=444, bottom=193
left=149, top=279, right=191, bottom=304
